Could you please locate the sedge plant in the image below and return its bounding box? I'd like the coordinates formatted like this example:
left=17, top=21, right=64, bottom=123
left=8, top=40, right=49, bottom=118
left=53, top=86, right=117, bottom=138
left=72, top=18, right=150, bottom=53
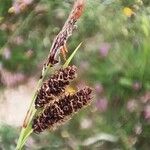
left=15, top=0, right=93, bottom=149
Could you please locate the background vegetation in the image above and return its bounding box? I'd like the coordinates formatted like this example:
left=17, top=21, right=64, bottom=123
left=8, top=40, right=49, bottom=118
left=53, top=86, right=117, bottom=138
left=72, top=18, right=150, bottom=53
left=0, top=0, right=150, bottom=149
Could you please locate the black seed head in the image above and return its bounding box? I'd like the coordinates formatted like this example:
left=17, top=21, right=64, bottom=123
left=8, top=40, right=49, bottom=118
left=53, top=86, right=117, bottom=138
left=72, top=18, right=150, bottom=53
left=35, top=66, right=77, bottom=109
left=32, top=87, right=92, bottom=133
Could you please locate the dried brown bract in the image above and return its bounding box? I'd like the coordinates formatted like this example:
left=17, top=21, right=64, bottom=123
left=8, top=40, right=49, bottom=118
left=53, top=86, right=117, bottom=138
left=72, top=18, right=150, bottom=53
left=35, top=66, right=77, bottom=109
left=32, top=87, right=92, bottom=133
left=47, top=0, right=86, bottom=65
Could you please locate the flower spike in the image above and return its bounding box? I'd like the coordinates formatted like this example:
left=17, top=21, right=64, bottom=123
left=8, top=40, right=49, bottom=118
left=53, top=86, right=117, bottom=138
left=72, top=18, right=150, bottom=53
left=32, top=87, right=92, bottom=133
left=35, top=66, right=77, bottom=109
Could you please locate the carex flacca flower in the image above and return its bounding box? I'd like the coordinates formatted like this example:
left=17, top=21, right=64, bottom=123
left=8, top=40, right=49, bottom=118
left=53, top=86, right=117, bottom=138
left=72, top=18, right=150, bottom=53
left=47, top=0, right=86, bottom=65
left=33, top=64, right=93, bottom=133
left=35, top=66, right=77, bottom=109
left=33, top=87, right=92, bottom=133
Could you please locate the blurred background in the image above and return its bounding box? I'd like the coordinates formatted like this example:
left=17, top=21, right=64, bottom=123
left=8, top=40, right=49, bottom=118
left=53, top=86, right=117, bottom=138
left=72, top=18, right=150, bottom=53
left=0, top=0, right=150, bottom=149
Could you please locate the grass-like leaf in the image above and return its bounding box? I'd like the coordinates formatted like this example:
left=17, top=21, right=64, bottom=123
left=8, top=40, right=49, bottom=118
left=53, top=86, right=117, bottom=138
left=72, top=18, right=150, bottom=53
left=16, top=43, right=81, bottom=150
left=63, top=42, right=82, bottom=68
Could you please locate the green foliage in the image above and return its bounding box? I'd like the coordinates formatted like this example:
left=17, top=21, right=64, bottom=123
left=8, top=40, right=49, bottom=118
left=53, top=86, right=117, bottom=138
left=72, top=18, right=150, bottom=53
left=0, top=125, right=18, bottom=150
left=0, top=0, right=150, bottom=149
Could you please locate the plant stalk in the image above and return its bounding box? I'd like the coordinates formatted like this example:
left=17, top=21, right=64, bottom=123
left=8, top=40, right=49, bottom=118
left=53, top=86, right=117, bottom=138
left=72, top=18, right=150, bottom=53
left=16, top=64, right=51, bottom=150
left=16, top=43, right=81, bottom=150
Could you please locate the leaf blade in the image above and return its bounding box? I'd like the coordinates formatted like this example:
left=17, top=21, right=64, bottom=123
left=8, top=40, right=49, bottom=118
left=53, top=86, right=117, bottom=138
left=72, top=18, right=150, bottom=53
left=63, top=42, right=82, bottom=68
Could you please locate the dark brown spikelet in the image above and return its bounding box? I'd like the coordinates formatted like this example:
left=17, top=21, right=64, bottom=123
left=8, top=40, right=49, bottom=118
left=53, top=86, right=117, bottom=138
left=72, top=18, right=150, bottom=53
left=35, top=66, right=77, bottom=109
left=32, top=87, right=92, bottom=133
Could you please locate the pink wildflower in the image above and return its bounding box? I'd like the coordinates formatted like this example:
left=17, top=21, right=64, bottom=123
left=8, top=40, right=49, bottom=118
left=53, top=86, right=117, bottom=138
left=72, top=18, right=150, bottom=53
left=96, top=98, right=108, bottom=112
left=99, top=43, right=110, bottom=57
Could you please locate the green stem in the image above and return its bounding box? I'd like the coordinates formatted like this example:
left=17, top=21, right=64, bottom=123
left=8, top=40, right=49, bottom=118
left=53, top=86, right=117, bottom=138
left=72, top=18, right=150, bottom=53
left=16, top=64, right=51, bottom=150
left=16, top=128, right=26, bottom=150
left=63, top=42, right=82, bottom=68
left=20, top=129, right=33, bottom=149
left=16, top=42, right=81, bottom=149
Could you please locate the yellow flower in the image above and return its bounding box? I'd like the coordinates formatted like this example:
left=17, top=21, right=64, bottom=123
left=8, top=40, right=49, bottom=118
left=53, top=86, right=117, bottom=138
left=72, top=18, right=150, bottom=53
left=66, top=86, right=76, bottom=94
left=8, top=7, right=15, bottom=14
left=123, top=7, right=134, bottom=17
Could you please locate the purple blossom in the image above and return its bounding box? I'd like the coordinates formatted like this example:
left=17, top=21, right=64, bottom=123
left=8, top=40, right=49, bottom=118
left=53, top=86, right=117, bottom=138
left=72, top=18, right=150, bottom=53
left=94, top=83, right=103, bottom=94
left=99, top=43, right=110, bottom=57
left=12, top=2, right=20, bottom=14
left=96, top=98, right=108, bottom=112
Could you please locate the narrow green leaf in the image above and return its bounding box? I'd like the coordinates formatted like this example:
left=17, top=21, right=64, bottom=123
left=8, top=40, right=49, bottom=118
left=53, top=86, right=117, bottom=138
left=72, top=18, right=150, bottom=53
left=16, top=43, right=82, bottom=149
left=20, top=129, right=33, bottom=149
left=16, top=128, right=26, bottom=150
left=16, top=66, right=51, bottom=149
left=63, top=42, right=82, bottom=68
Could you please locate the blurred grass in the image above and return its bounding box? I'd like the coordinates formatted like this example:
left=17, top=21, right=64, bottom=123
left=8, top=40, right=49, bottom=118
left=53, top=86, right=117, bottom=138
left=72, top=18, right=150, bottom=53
left=0, top=0, right=150, bottom=149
